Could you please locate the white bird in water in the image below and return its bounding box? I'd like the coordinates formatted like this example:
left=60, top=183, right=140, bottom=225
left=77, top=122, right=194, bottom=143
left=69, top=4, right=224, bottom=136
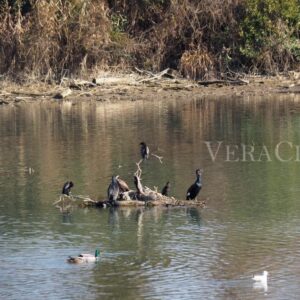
left=252, top=270, right=268, bottom=283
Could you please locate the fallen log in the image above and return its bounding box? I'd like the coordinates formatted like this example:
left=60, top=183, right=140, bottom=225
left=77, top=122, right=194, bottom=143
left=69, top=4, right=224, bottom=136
left=79, top=193, right=206, bottom=208
left=277, top=84, right=300, bottom=93
left=137, top=68, right=178, bottom=83
left=198, top=79, right=249, bottom=86
left=0, top=99, right=9, bottom=105
left=54, top=159, right=206, bottom=211
left=53, top=88, right=72, bottom=99
left=55, top=190, right=206, bottom=211
left=85, top=198, right=205, bottom=208
left=69, top=79, right=96, bottom=90
left=92, top=77, right=137, bottom=86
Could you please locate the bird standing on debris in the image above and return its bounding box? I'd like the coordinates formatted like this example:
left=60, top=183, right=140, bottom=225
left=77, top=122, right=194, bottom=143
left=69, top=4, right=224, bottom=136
left=107, top=176, right=119, bottom=204
left=140, top=142, right=149, bottom=160
left=161, top=181, right=170, bottom=196
left=186, top=169, right=202, bottom=200
left=116, top=176, right=130, bottom=192
left=62, top=181, right=74, bottom=196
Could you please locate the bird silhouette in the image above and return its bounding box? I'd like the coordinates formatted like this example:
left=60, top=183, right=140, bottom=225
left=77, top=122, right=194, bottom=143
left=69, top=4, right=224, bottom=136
left=186, top=169, right=202, bottom=200
left=62, top=181, right=74, bottom=196
left=161, top=181, right=170, bottom=196
left=140, top=142, right=149, bottom=160
left=107, top=176, right=119, bottom=204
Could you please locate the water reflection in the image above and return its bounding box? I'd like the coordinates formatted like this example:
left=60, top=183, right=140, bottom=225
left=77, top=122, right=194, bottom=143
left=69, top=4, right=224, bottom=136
left=186, top=207, right=202, bottom=225
left=1, top=95, right=300, bottom=299
left=253, top=281, right=268, bottom=293
left=61, top=212, right=73, bottom=224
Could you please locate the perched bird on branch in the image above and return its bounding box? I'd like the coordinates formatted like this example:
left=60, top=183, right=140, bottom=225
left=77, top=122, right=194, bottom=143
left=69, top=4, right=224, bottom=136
left=116, top=176, right=130, bottom=192
left=140, top=142, right=149, bottom=160
left=161, top=181, right=170, bottom=196
left=107, top=176, right=119, bottom=204
left=186, top=169, right=202, bottom=200
left=62, top=181, right=74, bottom=196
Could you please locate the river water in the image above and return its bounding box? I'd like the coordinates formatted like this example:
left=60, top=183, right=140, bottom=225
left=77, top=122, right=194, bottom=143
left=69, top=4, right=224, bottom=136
left=0, top=96, right=300, bottom=299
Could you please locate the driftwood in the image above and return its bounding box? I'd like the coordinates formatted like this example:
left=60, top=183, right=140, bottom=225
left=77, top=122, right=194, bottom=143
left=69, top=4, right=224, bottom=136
left=74, top=161, right=205, bottom=209
left=278, top=84, right=300, bottom=93
left=137, top=68, right=178, bottom=83
left=79, top=193, right=206, bottom=208
left=198, top=79, right=249, bottom=86
left=0, top=99, right=9, bottom=105
left=54, top=144, right=206, bottom=212
left=54, top=88, right=72, bottom=99
left=10, top=91, right=52, bottom=97
left=69, top=79, right=96, bottom=90
left=92, top=77, right=137, bottom=86
left=54, top=185, right=205, bottom=211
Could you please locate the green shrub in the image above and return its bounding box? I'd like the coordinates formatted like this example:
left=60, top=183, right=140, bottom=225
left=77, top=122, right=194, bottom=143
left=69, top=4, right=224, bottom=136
left=239, top=0, right=300, bottom=72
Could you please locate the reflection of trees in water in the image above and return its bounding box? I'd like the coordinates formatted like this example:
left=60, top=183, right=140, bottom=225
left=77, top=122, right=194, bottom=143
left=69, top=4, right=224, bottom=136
left=2, top=97, right=300, bottom=299
left=1, top=96, right=299, bottom=216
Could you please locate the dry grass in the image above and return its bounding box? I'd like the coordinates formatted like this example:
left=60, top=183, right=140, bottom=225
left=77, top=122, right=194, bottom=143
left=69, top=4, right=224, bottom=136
left=130, top=0, right=242, bottom=79
left=180, top=50, right=215, bottom=80
left=0, top=0, right=111, bottom=81
left=0, top=0, right=299, bottom=81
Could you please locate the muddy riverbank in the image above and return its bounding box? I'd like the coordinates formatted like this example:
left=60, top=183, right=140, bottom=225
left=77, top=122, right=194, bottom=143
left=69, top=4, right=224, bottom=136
left=1, top=71, right=300, bottom=105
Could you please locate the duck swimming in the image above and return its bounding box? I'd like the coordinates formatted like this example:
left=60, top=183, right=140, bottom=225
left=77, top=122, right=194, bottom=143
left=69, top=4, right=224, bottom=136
left=67, top=249, right=100, bottom=263
left=252, top=271, right=268, bottom=283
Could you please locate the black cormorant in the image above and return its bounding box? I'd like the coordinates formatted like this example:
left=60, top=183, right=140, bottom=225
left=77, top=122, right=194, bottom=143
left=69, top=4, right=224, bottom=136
left=186, top=169, right=202, bottom=200
left=107, top=176, right=119, bottom=204
left=161, top=181, right=170, bottom=196
left=62, top=181, right=74, bottom=196
left=140, top=142, right=149, bottom=160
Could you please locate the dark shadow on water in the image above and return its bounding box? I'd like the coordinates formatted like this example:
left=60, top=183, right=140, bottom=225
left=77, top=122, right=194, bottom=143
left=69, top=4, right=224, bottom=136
left=62, top=212, right=73, bottom=224
left=186, top=207, right=202, bottom=226
left=108, top=207, right=120, bottom=228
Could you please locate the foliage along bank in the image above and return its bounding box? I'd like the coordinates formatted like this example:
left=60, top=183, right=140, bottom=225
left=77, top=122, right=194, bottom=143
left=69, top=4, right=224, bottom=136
left=1, top=0, right=300, bottom=81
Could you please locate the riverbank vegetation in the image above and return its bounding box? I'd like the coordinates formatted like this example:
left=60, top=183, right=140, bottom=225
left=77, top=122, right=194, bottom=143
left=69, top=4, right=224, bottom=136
left=1, top=0, right=300, bottom=81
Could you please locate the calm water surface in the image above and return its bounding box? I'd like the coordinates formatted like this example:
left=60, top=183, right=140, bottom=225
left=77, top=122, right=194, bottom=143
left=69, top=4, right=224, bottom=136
left=0, top=96, right=300, bottom=299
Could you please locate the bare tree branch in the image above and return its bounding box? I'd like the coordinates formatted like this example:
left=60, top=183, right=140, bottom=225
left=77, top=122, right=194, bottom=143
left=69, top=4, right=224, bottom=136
left=151, top=153, right=163, bottom=164
left=134, top=159, right=143, bottom=178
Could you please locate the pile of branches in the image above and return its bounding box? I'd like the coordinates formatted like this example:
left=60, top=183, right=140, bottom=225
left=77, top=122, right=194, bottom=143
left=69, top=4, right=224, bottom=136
left=54, top=154, right=205, bottom=211
left=80, top=158, right=205, bottom=208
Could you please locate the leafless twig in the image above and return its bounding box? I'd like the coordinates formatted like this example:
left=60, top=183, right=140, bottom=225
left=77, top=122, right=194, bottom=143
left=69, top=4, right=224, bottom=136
left=151, top=153, right=163, bottom=164
left=134, top=159, right=143, bottom=178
